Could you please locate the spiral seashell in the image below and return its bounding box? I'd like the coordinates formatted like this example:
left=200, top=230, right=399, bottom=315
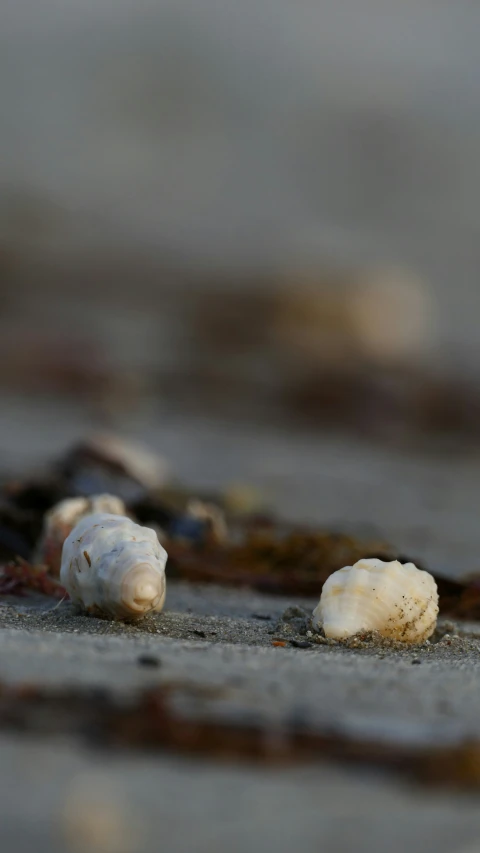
left=312, top=558, right=438, bottom=643
left=60, top=513, right=167, bottom=620
left=35, top=494, right=127, bottom=576
left=64, top=433, right=168, bottom=500
left=185, top=499, right=228, bottom=543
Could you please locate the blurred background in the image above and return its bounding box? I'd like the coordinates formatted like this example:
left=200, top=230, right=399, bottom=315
left=2, top=0, right=480, bottom=572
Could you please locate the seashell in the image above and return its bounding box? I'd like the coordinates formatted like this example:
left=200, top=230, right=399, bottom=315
left=165, top=497, right=228, bottom=544
left=312, top=558, right=438, bottom=643
left=273, top=267, right=434, bottom=370
left=61, top=433, right=168, bottom=501
left=60, top=513, right=167, bottom=620
left=36, top=494, right=127, bottom=576
left=185, top=499, right=228, bottom=543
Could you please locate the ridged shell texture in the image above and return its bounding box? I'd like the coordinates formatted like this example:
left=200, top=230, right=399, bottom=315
left=60, top=513, right=167, bottom=620
left=312, top=558, right=438, bottom=643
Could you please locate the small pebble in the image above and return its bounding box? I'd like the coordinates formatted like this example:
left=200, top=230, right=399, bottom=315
left=137, top=655, right=161, bottom=668
left=411, top=658, right=422, bottom=665
left=290, top=640, right=312, bottom=649
left=192, top=629, right=207, bottom=638
left=252, top=613, right=272, bottom=621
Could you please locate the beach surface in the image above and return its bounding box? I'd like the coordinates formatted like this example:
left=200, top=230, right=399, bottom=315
left=1, top=578, right=480, bottom=853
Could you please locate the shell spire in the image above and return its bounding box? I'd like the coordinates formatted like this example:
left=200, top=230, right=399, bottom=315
left=60, top=513, right=167, bottom=620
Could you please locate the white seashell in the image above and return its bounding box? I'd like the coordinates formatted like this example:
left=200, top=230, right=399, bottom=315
left=74, top=433, right=168, bottom=491
left=60, top=513, right=167, bottom=620
left=312, top=558, right=438, bottom=643
left=36, top=494, right=127, bottom=576
left=186, top=499, right=228, bottom=543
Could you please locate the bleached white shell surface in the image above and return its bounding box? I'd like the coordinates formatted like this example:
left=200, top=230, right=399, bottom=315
left=60, top=513, right=167, bottom=620
left=312, top=558, right=438, bottom=643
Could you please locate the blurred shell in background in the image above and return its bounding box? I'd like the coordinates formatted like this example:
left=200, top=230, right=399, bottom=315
left=35, top=494, right=126, bottom=576
left=273, top=266, right=436, bottom=370
left=348, top=267, right=436, bottom=363
left=59, top=434, right=168, bottom=503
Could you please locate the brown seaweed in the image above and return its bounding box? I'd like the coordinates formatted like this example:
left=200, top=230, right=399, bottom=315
left=1, top=437, right=480, bottom=617
left=0, top=680, right=479, bottom=788
left=0, top=559, right=67, bottom=599
left=166, top=529, right=398, bottom=595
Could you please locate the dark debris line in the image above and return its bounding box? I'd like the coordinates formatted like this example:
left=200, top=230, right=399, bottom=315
left=0, top=436, right=479, bottom=617
left=0, top=680, right=479, bottom=790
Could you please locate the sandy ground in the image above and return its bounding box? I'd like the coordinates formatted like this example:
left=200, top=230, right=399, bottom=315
left=1, top=582, right=480, bottom=738
left=1, top=581, right=480, bottom=853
